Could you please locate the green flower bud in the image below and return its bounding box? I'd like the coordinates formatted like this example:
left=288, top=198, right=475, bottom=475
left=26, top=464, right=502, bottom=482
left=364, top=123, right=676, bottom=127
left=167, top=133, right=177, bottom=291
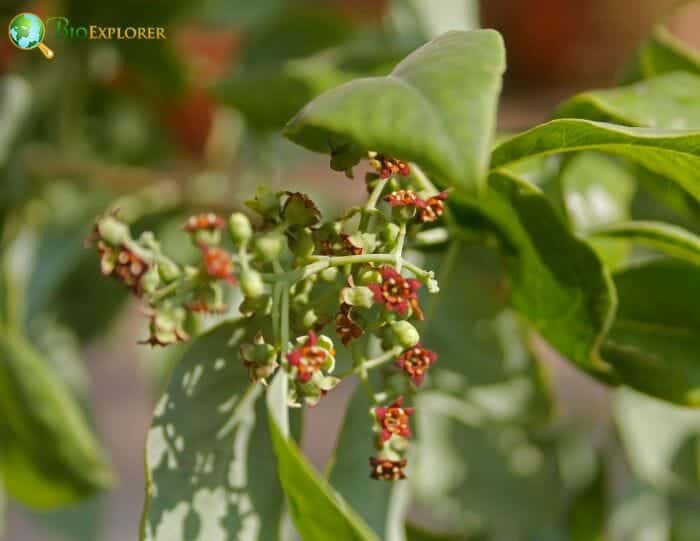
left=319, top=267, right=339, bottom=283
left=240, top=269, right=264, bottom=299
left=391, top=321, right=420, bottom=349
left=302, top=309, right=318, bottom=329
left=254, top=233, right=284, bottom=262
left=358, top=268, right=382, bottom=286
left=158, top=258, right=181, bottom=282
left=97, top=216, right=131, bottom=246
left=228, top=212, right=253, bottom=245
left=341, top=286, right=374, bottom=309
left=141, top=266, right=161, bottom=294
left=381, top=223, right=401, bottom=245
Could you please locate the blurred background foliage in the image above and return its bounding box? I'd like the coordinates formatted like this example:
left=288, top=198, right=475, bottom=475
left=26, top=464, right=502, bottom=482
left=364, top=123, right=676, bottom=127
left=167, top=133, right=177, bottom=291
left=2, top=0, right=700, bottom=540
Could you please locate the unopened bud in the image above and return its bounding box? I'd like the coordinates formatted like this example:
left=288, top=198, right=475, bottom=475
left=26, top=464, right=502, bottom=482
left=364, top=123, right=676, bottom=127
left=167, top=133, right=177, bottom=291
left=141, top=266, right=161, bottom=294
left=158, top=258, right=181, bottom=282
left=341, top=286, right=374, bottom=309
left=391, top=321, right=420, bottom=349
left=320, top=267, right=339, bottom=283
left=254, top=233, right=284, bottom=262
left=240, top=269, right=264, bottom=299
left=302, top=309, right=318, bottom=329
left=97, top=216, right=130, bottom=246
left=381, top=223, right=401, bottom=245
left=358, top=268, right=382, bottom=286
left=282, top=192, right=321, bottom=228
left=228, top=212, right=253, bottom=245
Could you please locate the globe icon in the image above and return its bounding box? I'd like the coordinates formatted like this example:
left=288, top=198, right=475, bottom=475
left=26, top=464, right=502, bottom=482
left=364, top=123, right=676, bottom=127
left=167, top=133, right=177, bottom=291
left=8, top=12, right=54, bottom=59
left=8, top=12, right=45, bottom=51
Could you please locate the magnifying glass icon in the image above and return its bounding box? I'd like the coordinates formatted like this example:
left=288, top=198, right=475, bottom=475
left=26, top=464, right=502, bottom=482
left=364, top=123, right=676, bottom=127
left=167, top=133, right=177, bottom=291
left=8, top=12, right=55, bottom=59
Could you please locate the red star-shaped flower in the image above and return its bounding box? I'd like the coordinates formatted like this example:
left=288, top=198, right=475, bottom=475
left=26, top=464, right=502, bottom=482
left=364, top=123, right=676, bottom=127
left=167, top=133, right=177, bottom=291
left=396, top=344, right=438, bottom=385
left=368, top=266, right=422, bottom=318
left=374, top=397, right=414, bottom=443
left=368, top=153, right=410, bottom=179
left=369, top=456, right=407, bottom=481
left=286, top=331, right=332, bottom=383
left=385, top=190, right=424, bottom=209
left=335, top=303, right=363, bottom=347
left=417, top=191, right=448, bottom=223
left=199, top=244, right=237, bottom=285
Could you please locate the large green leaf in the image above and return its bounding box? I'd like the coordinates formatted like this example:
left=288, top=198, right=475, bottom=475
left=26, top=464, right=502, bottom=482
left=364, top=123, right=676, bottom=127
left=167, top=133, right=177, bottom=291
left=615, top=387, right=700, bottom=491
left=559, top=152, right=636, bottom=268
left=621, top=26, right=700, bottom=84
left=410, top=244, right=560, bottom=536
left=591, top=221, right=700, bottom=267
left=554, top=71, right=700, bottom=129
left=141, top=320, right=285, bottom=541
left=601, top=260, right=700, bottom=405
left=450, top=173, right=616, bottom=376
left=0, top=329, right=112, bottom=509
left=490, top=119, right=700, bottom=206
left=413, top=391, right=567, bottom=537
left=327, top=384, right=406, bottom=540
left=284, top=30, right=505, bottom=192
left=268, top=386, right=379, bottom=541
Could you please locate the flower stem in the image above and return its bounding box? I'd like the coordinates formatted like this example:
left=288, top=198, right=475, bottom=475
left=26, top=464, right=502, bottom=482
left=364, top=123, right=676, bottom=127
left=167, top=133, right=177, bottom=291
left=392, top=223, right=407, bottom=271
left=338, top=345, right=403, bottom=378
left=360, top=177, right=389, bottom=230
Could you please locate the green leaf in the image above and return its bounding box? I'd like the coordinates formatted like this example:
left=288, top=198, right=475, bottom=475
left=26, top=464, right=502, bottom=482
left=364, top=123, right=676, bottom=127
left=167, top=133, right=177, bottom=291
left=0, top=329, right=112, bottom=509
left=328, top=384, right=406, bottom=540
left=490, top=118, right=700, bottom=206
left=268, top=393, right=379, bottom=541
left=218, top=61, right=353, bottom=132
left=615, top=387, right=700, bottom=491
left=413, top=391, right=567, bottom=536
left=141, top=320, right=285, bottom=541
left=285, top=30, right=506, bottom=192
left=621, top=26, right=700, bottom=84
left=451, top=173, right=616, bottom=376
left=559, top=153, right=636, bottom=268
left=554, top=71, right=700, bottom=129
left=602, top=260, right=700, bottom=405
left=404, top=522, right=469, bottom=541
left=591, top=221, right=700, bottom=267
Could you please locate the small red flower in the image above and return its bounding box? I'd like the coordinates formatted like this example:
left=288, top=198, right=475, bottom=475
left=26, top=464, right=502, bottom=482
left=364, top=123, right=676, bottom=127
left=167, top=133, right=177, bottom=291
left=385, top=190, right=425, bottom=209
left=374, top=397, right=414, bottom=443
left=97, top=241, right=149, bottom=296
left=335, top=303, right=363, bottom=347
left=396, top=344, right=438, bottom=385
left=417, top=191, right=448, bottom=223
left=368, top=266, right=422, bottom=318
left=199, top=244, right=237, bottom=284
left=183, top=213, right=225, bottom=232
left=286, top=331, right=332, bottom=383
left=370, top=456, right=407, bottom=481
left=368, top=153, right=410, bottom=179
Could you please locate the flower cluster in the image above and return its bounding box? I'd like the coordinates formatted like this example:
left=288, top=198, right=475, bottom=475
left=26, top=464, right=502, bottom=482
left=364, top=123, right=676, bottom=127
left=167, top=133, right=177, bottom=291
left=370, top=397, right=414, bottom=480
left=92, top=151, right=448, bottom=482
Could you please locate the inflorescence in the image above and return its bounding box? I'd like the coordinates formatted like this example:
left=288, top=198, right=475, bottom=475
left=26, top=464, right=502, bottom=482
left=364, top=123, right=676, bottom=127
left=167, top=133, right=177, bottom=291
left=90, top=152, right=448, bottom=481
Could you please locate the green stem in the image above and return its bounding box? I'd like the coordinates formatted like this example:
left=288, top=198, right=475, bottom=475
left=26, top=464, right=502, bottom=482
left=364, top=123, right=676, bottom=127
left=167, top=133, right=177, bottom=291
left=338, top=345, right=403, bottom=378
left=392, top=223, right=407, bottom=271
left=360, top=177, right=389, bottom=230
left=280, top=287, right=290, bottom=358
